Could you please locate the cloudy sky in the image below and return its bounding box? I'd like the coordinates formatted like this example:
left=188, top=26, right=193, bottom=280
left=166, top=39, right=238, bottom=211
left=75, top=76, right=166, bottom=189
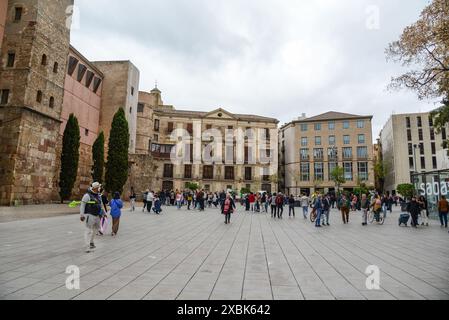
left=71, top=0, right=440, bottom=140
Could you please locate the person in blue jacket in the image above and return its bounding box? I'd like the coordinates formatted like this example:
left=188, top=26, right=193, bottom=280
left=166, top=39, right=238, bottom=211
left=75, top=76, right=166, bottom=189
left=110, top=192, right=123, bottom=236
left=153, top=194, right=162, bottom=214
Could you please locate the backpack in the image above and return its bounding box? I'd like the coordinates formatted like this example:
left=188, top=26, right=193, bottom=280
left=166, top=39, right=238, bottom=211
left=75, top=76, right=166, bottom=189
left=276, top=196, right=283, bottom=205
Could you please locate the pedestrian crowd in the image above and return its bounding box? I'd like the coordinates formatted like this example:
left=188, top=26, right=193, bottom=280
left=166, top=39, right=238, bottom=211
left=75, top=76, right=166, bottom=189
left=78, top=182, right=448, bottom=253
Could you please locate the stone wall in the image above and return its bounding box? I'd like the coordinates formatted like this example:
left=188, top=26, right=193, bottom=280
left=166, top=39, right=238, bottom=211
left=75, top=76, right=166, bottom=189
left=0, top=107, right=61, bottom=205
left=0, top=0, right=73, bottom=206
left=123, top=154, right=158, bottom=200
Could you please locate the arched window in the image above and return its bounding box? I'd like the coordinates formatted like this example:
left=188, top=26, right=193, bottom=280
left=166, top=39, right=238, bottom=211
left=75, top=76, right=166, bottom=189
left=49, top=97, right=54, bottom=108
left=36, top=90, right=43, bottom=103
left=41, top=54, right=47, bottom=66
left=53, top=62, right=58, bottom=73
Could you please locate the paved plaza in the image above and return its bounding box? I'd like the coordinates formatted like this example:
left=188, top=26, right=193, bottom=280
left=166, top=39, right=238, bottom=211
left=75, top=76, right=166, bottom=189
left=0, top=204, right=448, bottom=300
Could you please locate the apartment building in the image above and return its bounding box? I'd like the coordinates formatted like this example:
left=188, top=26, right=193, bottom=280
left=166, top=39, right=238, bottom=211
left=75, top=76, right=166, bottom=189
left=380, top=112, right=449, bottom=194
left=280, top=111, right=375, bottom=196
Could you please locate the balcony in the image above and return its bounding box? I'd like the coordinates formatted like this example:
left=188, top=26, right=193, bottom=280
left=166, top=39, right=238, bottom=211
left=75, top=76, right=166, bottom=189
left=300, top=156, right=310, bottom=162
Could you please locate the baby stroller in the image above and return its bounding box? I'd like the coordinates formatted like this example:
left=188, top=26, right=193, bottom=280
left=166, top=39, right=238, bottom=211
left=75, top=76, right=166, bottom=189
left=399, top=213, right=410, bottom=226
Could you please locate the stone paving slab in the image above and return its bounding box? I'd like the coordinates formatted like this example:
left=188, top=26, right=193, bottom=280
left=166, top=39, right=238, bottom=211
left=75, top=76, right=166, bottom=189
left=0, top=205, right=448, bottom=300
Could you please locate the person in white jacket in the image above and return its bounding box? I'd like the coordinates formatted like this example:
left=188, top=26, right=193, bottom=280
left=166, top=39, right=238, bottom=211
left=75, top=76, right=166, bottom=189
left=146, top=191, right=154, bottom=213
left=300, top=194, right=310, bottom=219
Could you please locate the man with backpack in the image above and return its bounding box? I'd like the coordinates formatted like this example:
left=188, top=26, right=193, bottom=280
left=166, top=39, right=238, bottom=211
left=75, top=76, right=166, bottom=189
left=276, top=193, right=284, bottom=219
left=80, top=182, right=106, bottom=253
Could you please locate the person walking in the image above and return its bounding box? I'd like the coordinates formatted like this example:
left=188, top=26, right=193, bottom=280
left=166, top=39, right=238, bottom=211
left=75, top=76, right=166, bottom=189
left=176, top=191, right=183, bottom=210
left=80, top=182, right=105, bottom=253
left=268, top=193, right=276, bottom=218
left=110, top=192, right=123, bottom=236
left=300, top=194, right=309, bottom=219
left=187, top=192, right=193, bottom=210
left=438, top=195, right=449, bottom=228
left=407, top=197, right=421, bottom=228
left=339, top=194, right=350, bottom=224
left=142, top=190, right=149, bottom=212
left=129, top=187, right=136, bottom=212
left=361, top=194, right=370, bottom=226
left=221, top=193, right=236, bottom=224
left=419, top=195, right=429, bottom=227
left=322, top=194, right=331, bottom=226
left=314, top=195, right=323, bottom=228
left=276, top=193, right=284, bottom=219
left=249, top=193, right=256, bottom=212
left=288, top=195, right=296, bottom=218
left=146, top=190, right=154, bottom=213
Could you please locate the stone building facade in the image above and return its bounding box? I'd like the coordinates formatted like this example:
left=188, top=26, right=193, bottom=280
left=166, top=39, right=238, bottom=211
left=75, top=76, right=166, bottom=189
left=60, top=46, right=104, bottom=198
left=0, top=0, right=73, bottom=205
left=130, top=88, right=280, bottom=195
left=279, top=111, right=375, bottom=196
left=92, top=61, right=140, bottom=154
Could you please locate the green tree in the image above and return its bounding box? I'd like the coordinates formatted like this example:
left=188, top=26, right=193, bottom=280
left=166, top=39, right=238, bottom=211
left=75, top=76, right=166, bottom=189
left=397, top=183, right=416, bottom=199
left=330, top=166, right=345, bottom=195
left=240, top=187, right=251, bottom=194
left=59, top=114, right=80, bottom=202
left=186, top=182, right=200, bottom=191
left=386, top=0, right=449, bottom=99
left=374, top=160, right=388, bottom=192
left=105, top=108, right=130, bottom=194
left=431, top=95, right=449, bottom=155
left=91, top=131, right=105, bottom=183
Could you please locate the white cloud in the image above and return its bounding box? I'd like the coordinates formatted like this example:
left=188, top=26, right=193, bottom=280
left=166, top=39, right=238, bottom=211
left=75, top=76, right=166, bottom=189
left=71, top=0, right=437, bottom=140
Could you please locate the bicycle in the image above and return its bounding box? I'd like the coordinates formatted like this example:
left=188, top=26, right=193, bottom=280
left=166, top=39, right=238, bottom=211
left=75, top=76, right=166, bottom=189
left=368, top=209, right=385, bottom=225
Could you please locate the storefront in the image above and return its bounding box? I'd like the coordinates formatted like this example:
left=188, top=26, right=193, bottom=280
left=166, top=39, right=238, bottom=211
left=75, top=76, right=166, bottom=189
left=412, top=169, right=449, bottom=220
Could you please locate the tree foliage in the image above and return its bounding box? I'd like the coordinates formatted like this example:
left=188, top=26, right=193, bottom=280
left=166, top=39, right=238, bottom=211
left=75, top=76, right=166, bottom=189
left=186, top=182, right=200, bottom=191
left=330, top=166, right=345, bottom=189
left=431, top=95, right=449, bottom=154
left=105, top=108, right=130, bottom=194
left=59, top=114, right=80, bottom=202
left=397, top=183, right=416, bottom=199
left=91, top=131, right=105, bottom=184
left=386, top=0, right=449, bottom=99
left=374, top=160, right=388, bottom=191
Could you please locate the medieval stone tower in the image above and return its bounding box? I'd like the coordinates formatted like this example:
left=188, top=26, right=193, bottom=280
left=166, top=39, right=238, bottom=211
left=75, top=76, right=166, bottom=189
left=0, top=0, right=74, bottom=205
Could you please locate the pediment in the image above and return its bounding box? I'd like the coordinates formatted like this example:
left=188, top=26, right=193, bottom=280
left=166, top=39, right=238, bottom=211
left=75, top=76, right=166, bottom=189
left=204, top=108, right=236, bottom=120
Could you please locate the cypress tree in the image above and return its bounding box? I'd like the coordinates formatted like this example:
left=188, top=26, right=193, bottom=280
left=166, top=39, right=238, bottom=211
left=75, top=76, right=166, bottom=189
left=92, top=131, right=105, bottom=183
left=105, top=108, right=130, bottom=194
left=59, top=114, right=80, bottom=202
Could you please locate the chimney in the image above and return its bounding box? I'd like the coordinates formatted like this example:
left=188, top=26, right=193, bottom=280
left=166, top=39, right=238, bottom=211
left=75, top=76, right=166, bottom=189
left=298, top=113, right=307, bottom=120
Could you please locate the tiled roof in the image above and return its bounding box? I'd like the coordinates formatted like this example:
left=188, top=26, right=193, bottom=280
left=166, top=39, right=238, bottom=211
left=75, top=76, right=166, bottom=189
left=153, top=107, right=279, bottom=123
left=300, top=111, right=372, bottom=122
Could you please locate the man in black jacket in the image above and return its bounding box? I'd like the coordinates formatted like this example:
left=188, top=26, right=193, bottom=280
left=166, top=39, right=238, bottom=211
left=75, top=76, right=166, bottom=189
left=407, top=197, right=421, bottom=228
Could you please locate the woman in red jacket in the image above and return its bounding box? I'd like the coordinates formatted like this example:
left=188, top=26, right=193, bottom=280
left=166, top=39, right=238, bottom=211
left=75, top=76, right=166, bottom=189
left=221, top=194, right=236, bottom=224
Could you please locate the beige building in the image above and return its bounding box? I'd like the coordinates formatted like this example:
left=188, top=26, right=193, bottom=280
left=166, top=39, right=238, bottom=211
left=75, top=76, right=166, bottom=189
left=130, top=88, right=279, bottom=194
left=280, top=111, right=375, bottom=196
left=380, top=112, right=449, bottom=194
left=92, top=61, right=140, bottom=154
